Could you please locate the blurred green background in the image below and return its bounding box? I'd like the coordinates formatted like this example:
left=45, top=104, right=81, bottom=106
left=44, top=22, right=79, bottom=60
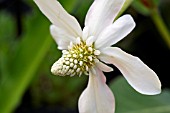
left=0, top=0, right=170, bottom=113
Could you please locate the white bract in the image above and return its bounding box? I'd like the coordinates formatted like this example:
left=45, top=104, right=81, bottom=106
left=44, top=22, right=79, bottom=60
left=34, top=0, right=162, bottom=113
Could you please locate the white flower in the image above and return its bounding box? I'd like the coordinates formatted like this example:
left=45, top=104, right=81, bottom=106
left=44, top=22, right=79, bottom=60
left=34, top=0, right=162, bottom=113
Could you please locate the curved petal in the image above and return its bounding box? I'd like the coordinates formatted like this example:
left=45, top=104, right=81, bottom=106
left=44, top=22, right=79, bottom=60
left=99, top=47, right=161, bottom=95
left=86, top=36, right=95, bottom=46
left=95, top=61, right=113, bottom=72
left=95, top=15, right=135, bottom=49
left=78, top=67, right=115, bottom=113
left=85, top=0, right=125, bottom=37
left=50, top=25, right=76, bottom=50
left=34, top=0, right=82, bottom=37
left=82, top=26, right=89, bottom=41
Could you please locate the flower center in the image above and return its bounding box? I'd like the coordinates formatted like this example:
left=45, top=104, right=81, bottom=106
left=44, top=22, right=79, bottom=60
left=51, top=38, right=100, bottom=76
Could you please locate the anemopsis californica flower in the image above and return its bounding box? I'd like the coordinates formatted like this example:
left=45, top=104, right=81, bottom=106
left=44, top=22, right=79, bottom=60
left=34, top=0, right=161, bottom=112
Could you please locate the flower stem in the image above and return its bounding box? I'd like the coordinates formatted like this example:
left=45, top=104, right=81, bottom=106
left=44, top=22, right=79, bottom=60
left=150, top=8, right=170, bottom=48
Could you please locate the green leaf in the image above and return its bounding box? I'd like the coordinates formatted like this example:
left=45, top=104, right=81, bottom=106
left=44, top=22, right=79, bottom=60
left=0, top=11, right=15, bottom=40
left=132, top=0, right=160, bottom=16
left=0, top=0, right=85, bottom=112
left=153, top=0, right=160, bottom=6
left=72, top=0, right=93, bottom=25
left=132, top=0, right=150, bottom=16
left=110, top=76, right=170, bottom=113
left=58, top=0, right=78, bottom=12
left=0, top=8, right=52, bottom=113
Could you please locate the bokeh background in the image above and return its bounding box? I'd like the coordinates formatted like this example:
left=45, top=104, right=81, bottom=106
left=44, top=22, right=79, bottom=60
left=0, top=0, right=170, bottom=113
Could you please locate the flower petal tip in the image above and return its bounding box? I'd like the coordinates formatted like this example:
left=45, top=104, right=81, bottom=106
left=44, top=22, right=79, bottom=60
left=99, top=47, right=162, bottom=96
left=142, top=83, right=162, bottom=95
left=140, top=88, right=161, bottom=95
left=135, top=73, right=162, bottom=95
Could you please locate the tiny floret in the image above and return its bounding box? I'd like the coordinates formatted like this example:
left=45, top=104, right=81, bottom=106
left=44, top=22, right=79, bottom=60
left=51, top=38, right=101, bottom=76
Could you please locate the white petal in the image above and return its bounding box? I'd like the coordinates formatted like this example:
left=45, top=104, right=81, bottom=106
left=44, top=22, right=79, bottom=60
left=82, top=26, right=89, bottom=41
left=78, top=67, right=115, bottom=113
left=94, top=50, right=101, bottom=55
left=95, top=15, right=136, bottom=49
left=50, top=25, right=76, bottom=50
left=85, top=0, right=125, bottom=37
left=34, top=0, right=82, bottom=38
left=99, top=47, right=161, bottom=95
left=76, top=37, right=81, bottom=45
left=96, top=61, right=113, bottom=72
left=86, top=36, right=94, bottom=46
